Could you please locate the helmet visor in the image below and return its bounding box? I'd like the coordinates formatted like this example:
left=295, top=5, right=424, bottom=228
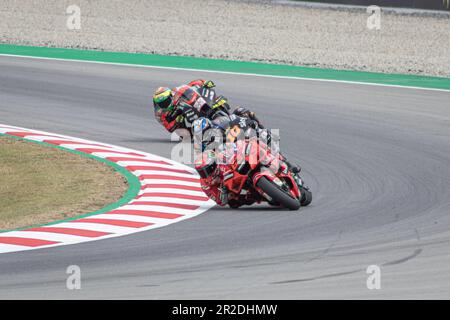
left=197, top=162, right=217, bottom=179
left=154, top=89, right=172, bottom=109
left=157, top=97, right=172, bottom=109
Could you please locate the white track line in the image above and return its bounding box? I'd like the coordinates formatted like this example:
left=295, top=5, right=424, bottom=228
left=1, top=53, right=449, bottom=93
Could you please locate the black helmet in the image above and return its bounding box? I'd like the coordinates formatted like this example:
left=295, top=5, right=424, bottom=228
left=195, top=151, right=217, bottom=179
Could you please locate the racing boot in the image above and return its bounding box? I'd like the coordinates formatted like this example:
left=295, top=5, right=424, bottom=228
left=280, top=154, right=301, bottom=174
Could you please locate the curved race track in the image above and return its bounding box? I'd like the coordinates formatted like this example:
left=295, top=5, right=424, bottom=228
left=1, top=56, right=450, bottom=299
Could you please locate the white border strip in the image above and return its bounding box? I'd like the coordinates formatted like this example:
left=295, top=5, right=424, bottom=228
left=0, top=124, right=215, bottom=254
left=1, top=53, right=449, bottom=93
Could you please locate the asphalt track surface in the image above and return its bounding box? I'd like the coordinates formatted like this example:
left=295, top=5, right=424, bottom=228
left=1, top=56, right=450, bottom=299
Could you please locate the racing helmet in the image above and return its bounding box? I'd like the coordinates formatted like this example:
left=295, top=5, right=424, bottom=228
left=193, top=117, right=219, bottom=153
left=192, top=117, right=212, bottom=137
left=153, top=87, right=173, bottom=110
left=195, top=150, right=218, bottom=179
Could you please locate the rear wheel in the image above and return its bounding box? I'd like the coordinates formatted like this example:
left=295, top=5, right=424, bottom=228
left=256, top=176, right=301, bottom=210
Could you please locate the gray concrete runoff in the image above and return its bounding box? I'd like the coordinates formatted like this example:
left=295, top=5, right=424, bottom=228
left=1, top=56, right=450, bottom=299
left=0, top=0, right=449, bottom=77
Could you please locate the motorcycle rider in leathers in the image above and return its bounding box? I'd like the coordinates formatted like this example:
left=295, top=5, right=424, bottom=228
left=153, top=80, right=301, bottom=208
left=193, top=116, right=303, bottom=208
left=152, top=79, right=262, bottom=134
left=193, top=116, right=265, bottom=208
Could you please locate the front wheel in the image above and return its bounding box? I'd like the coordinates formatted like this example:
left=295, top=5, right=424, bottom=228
left=300, top=187, right=312, bottom=207
left=256, top=176, right=301, bottom=210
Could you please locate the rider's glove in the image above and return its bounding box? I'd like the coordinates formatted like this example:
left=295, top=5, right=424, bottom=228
left=175, top=115, right=184, bottom=123
left=166, top=107, right=183, bottom=123
left=204, top=80, right=215, bottom=88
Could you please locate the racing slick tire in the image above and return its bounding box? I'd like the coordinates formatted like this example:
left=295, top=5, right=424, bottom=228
left=300, top=187, right=312, bottom=207
left=256, top=176, right=301, bottom=210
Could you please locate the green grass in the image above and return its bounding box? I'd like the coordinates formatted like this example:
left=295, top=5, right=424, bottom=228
left=0, top=136, right=128, bottom=230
